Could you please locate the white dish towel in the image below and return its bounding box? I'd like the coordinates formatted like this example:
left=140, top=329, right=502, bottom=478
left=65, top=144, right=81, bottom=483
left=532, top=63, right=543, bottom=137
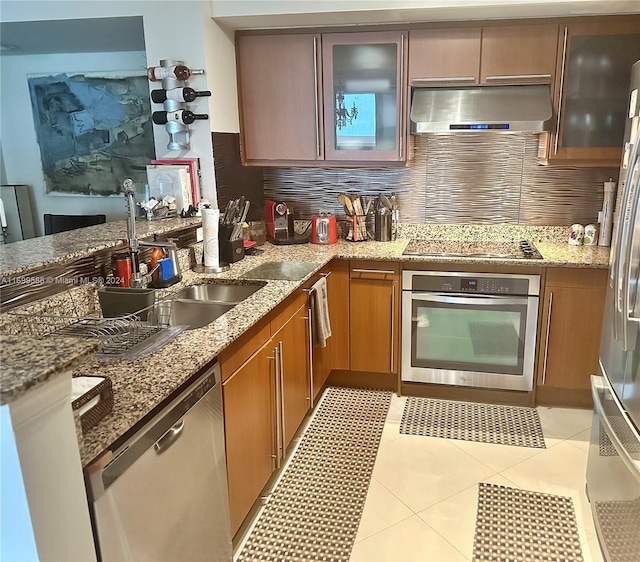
left=310, top=276, right=332, bottom=348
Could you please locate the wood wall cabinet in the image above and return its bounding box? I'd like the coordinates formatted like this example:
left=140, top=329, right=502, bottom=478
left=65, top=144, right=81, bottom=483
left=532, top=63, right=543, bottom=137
left=311, top=261, right=350, bottom=400
left=409, top=27, right=481, bottom=85
left=408, top=24, right=558, bottom=86
left=236, top=30, right=407, bottom=165
left=536, top=268, right=607, bottom=407
left=542, top=18, right=640, bottom=166
left=349, top=261, right=400, bottom=374
left=236, top=33, right=322, bottom=163
left=480, top=24, right=558, bottom=84
left=322, top=31, right=407, bottom=162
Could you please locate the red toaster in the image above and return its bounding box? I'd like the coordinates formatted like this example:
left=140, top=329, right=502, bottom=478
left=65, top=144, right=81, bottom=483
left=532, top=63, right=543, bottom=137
left=310, top=214, right=338, bottom=244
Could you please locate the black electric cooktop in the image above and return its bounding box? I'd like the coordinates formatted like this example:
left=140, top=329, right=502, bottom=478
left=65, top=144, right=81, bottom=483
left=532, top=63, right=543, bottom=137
left=402, top=239, right=543, bottom=260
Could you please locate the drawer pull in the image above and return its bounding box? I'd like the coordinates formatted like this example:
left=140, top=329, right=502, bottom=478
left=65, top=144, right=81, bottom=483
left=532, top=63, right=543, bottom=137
left=485, top=73, right=551, bottom=81
left=352, top=268, right=395, bottom=275
left=411, top=76, right=476, bottom=83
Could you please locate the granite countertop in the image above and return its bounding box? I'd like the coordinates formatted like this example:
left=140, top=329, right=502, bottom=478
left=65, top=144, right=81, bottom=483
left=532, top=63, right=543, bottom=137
left=0, top=222, right=611, bottom=468
left=74, top=236, right=610, bottom=466
left=0, top=217, right=202, bottom=277
left=0, top=335, right=100, bottom=405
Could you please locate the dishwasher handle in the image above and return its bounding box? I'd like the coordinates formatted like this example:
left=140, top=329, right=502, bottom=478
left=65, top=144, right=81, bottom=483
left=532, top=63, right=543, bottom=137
left=154, top=420, right=185, bottom=454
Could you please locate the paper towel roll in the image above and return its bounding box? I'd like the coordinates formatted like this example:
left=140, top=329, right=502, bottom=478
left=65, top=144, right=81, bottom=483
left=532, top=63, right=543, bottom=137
left=202, top=207, right=220, bottom=268
left=598, top=179, right=616, bottom=247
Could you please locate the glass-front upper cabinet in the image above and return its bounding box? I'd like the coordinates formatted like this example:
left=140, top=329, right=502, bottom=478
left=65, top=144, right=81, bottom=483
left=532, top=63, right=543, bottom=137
left=547, top=19, right=640, bottom=166
left=322, top=31, right=407, bottom=162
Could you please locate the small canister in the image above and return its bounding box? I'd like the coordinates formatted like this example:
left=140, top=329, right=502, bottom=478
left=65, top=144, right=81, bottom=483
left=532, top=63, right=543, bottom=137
left=375, top=210, right=392, bottom=242
left=112, top=252, right=132, bottom=287
left=583, top=224, right=599, bottom=246
left=568, top=224, right=585, bottom=246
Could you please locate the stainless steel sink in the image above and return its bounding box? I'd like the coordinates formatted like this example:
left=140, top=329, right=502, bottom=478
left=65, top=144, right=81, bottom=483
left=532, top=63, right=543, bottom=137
left=172, top=282, right=266, bottom=304
left=147, top=282, right=265, bottom=330
left=172, top=300, right=235, bottom=330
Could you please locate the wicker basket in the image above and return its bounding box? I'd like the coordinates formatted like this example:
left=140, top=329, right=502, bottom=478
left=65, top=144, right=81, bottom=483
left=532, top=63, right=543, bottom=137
left=71, top=375, right=114, bottom=433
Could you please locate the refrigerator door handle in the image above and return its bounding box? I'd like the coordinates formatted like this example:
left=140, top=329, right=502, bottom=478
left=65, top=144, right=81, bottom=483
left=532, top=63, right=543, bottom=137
left=620, top=146, right=640, bottom=349
left=611, top=138, right=640, bottom=293
left=626, top=202, right=640, bottom=327
left=591, top=374, right=640, bottom=482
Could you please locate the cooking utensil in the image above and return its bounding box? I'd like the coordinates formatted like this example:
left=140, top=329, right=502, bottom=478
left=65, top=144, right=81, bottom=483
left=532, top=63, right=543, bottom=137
left=338, top=193, right=353, bottom=215
left=380, top=194, right=393, bottom=211
left=352, top=196, right=364, bottom=216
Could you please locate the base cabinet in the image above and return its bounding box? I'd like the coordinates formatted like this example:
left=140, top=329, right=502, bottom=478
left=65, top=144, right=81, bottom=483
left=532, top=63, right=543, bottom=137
left=536, top=268, right=607, bottom=406
left=273, top=302, right=312, bottom=450
left=222, top=292, right=312, bottom=536
left=349, top=261, right=400, bottom=374
left=311, top=261, right=350, bottom=399
left=222, top=342, right=276, bottom=535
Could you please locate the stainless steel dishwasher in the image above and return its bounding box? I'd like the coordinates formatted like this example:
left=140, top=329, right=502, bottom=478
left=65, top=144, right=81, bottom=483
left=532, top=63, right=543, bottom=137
left=85, top=362, right=232, bottom=562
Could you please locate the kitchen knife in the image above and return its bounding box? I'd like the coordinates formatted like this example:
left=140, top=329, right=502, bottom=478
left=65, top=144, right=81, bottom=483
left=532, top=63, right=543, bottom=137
left=231, top=200, right=250, bottom=240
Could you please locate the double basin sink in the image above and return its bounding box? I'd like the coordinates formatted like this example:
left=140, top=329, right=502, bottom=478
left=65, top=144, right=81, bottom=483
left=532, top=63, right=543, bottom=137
left=151, top=282, right=266, bottom=330
left=146, top=261, right=320, bottom=330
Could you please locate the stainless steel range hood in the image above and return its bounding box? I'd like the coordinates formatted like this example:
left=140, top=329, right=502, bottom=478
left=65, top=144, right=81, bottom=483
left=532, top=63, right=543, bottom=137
left=410, top=84, right=553, bottom=133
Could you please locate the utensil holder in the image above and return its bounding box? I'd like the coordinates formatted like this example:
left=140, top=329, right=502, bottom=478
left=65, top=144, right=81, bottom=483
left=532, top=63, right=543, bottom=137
left=375, top=212, right=392, bottom=242
left=346, top=214, right=368, bottom=242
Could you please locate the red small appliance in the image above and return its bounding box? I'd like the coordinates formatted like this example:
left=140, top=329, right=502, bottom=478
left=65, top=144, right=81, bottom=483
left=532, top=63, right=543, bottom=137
left=265, top=200, right=292, bottom=240
left=310, top=214, right=338, bottom=245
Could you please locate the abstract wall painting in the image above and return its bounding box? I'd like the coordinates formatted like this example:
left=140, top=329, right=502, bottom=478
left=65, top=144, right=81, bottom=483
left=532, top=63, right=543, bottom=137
left=27, top=70, right=155, bottom=197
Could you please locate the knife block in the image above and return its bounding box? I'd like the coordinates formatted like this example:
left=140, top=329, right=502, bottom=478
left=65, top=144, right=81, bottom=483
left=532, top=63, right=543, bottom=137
left=219, top=235, right=244, bottom=264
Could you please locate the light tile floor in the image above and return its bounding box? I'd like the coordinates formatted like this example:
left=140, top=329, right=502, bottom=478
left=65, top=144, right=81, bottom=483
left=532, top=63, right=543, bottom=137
left=349, top=394, right=604, bottom=562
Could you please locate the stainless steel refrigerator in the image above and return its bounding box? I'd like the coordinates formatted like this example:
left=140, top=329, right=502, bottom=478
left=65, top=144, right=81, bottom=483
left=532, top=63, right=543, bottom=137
left=586, top=60, right=640, bottom=562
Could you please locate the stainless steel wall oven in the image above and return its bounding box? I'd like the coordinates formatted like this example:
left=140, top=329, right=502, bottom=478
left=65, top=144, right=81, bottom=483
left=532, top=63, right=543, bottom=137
left=402, top=271, right=540, bottom=391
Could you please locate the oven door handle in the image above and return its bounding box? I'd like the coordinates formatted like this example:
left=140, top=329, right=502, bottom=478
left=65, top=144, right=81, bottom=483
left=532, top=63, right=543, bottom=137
left=408, top=292, right=530, bottom=307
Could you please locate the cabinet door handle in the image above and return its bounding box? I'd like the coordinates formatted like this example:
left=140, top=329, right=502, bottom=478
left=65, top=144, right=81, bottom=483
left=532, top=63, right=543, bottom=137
left=399, top=33, right=405, bottom=160
left=390, top=282, right=396, bottom=373
left=313, top=36, right=322, bottom=159
left=411, top=76, right=476, bottom=83
left=278, top=340, right=286, bottom=457
left=304, top=309, right=315, bottom=408
left=304, top=271, right=332, bottom=290
left=542, top=291, right=553, bottom=385
left=554, top=27, right=568, bottom=156
left=268, top=348, right=280, bottom=468
left=484, top=73, right=552, bottom=81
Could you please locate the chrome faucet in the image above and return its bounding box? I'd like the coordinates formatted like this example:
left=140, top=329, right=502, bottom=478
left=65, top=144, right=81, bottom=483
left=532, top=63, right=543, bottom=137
left=122, top=179, right=182, bottom=288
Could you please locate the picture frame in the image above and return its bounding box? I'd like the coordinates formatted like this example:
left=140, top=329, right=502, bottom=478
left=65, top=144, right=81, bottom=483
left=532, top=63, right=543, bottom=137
left=150, top=158, right=201, bottom=206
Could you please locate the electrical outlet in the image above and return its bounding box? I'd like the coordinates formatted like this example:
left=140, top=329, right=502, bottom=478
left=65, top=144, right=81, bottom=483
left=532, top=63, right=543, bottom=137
left=318, top=208, right=333, bottom=216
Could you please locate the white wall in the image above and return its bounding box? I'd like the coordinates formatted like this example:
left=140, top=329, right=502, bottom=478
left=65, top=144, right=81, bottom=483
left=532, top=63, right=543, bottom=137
left=1, top=0, right=240, bottom=234
left=1, top=51, right=148, bottom=232
left=209, top=0, right=637, bottom=27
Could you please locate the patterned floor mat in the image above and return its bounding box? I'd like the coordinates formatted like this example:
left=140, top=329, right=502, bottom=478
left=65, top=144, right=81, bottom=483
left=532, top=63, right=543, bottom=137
left=594, top=496, right=640, bottom=562
left=400, top=397, right=546, bottom=448
left=237, top=386, right=392, bottom=562
left=473, top=483, right=584, bottom=561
